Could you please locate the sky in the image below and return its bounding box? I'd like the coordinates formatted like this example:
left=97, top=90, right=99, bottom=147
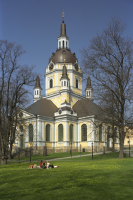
left=0, top=0, right=133, bottom=104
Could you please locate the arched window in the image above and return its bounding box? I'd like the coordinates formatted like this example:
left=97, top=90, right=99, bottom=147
left=58, top=124, right=63, bottom=142
left=63, top=41, right=64, bottom=48
left=61, top=81, right=63, bottom=87
left=50, top=79, right=53, bottom=88
left=81, top=124, right=87, bottom=141
left=67, top=81, right=68, bottom=87
left=99, top=124, right=102, bottom=142
left=29, top=124, right=33, bottom=142
left=76, top=79, right=78, bottom=88
left=64, top=81, right=66, bottom=86
left=114, top=127, right=117, bottom=143
left=20, top=135, right=24, bottom=148
left=69, top=124, right=74, bottom=142
left=66, top=41, right=67, bottom=48
left=37, top=90, right=38, bottom=95
left=35, top=90, right=36, bottom=95
left=19, top=125, right=23, bottom=132
left=40, top=90, right=41, bottom=96
left=89, top=91, right=90, bottom=96
left=59, top=41, right=61, bottom=48
left=46, top=124, right=50, bottom=142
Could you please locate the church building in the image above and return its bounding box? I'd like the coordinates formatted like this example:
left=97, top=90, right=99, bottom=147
left=14, top=13, right=120, bottom=153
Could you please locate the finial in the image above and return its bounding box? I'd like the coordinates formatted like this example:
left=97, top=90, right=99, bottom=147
left=62, top=10, right=64, bottom=21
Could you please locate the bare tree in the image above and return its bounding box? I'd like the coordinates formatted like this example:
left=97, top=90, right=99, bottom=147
left=0, top=40, right=36, bottom=165
left=81, top=17, right=133, bottom=158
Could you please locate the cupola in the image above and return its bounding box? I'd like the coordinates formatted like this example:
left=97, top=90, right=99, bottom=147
left=58, top=11, right=69, bottom=49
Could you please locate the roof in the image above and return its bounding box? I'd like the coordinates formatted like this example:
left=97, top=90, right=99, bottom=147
left=49, top=48, right=77, bottom=64
left=25, top=98, right=58, bottom=117
left=72, top=98, right=102, bottom=118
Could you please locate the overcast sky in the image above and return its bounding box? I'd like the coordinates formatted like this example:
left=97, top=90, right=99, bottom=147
left=1, top=0, right=133, bottom=103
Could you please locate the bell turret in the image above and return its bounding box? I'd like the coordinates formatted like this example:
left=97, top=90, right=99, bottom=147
left=34, top=74, right=42, bottom=102
left=85, top=75, right=93, bottom=99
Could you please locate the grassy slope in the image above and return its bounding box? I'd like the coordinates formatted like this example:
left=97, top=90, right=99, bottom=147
left=11, top=152, right=91, bottom=162
left=0, top=152, right=133, bottom=200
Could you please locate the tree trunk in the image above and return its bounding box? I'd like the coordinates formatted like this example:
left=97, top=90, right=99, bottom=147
left=119, top=139, right=124, bottom=158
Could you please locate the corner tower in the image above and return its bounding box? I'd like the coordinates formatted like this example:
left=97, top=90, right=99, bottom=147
left=34, top=74, right=42, bottom=102
left=45, top=12, right=83, bottom=108
left=85, top=75, right=93, bottom=99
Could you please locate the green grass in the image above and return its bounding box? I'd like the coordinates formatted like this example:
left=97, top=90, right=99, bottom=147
left=11, top=151, right=91, bottom=162
left=0, top=152, right=133, bottom=200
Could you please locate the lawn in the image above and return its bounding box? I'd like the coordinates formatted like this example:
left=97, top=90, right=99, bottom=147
left=11, top=151, right=91, bottom=162
left=0, top=152, right=133, bottom=200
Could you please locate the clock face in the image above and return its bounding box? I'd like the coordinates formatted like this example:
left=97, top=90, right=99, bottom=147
left=49, top=63, right=54, bottom=70
left=75, top=63, right=78, bottom=71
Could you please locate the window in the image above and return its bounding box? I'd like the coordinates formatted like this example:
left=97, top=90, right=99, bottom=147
left=20, top=135, right=24, bottom=148
left=19, top=125, right=23, bottom=132
left=63, top=41, right=64, bottom=48
left=40, top=91, right=41, bottom=96
left=64, top=81, right=66, bottom=86
left=37, top=90, right=38, bottom=95
left=35, top=90, right=36, bottom=95
left=50, top=79, right=53, bottom=88
left=46, top=124, right=50, bottom=142
left=69, top=124, right=73, bottom=142
left=66, top=41, right=67, bottom=48
left=58, top=124, right=63, bottom=142
left=81, top=124, right=87, bottom=141
left=29, top=124, right=33, bottom=142
left=67, top=81, right=68, bottom=87
left=76, top=79, right=78, bottom=88
left=61, top=81, right=63, bottom=87
left=99, top=124, right=102, bottom=142
left=89, top=91, right=90, bottom=96
left=59, top=41, right=61, bottom=48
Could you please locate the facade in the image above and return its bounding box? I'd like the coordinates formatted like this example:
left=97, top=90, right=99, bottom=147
left=14, top=15, right=120, bottom=154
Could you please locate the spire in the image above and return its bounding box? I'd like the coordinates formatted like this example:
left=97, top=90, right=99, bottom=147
left=60, top=11, right=66, bottom=37
left=60, top=59, right=67, bottom=79
left=34, top=74, right=42, bottom=89
left=33, top=74, right=42, bottom=102
left=85, top=75, right=92, bottom=90
left=85, top=75, right=93, bottom=99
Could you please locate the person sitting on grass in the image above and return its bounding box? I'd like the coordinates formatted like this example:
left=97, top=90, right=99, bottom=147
left=40, top=160, right=43, bottom=168
left=43, top=161, right=46, bottom=169
left=46, top=161, right=59, bottom=169
left=28, top=164, right=42, bottom=169
left=28, top=165, right=33, bottom=169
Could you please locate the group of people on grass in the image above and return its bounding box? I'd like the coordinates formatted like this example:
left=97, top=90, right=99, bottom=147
left=28, top=160, right=59, bottom=169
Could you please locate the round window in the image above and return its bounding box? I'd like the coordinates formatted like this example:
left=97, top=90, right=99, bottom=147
left=19, top=112, right=23, bottom=118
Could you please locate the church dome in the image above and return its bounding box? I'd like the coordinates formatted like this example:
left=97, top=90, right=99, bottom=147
left=49, top=48, right=78, bottom=64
